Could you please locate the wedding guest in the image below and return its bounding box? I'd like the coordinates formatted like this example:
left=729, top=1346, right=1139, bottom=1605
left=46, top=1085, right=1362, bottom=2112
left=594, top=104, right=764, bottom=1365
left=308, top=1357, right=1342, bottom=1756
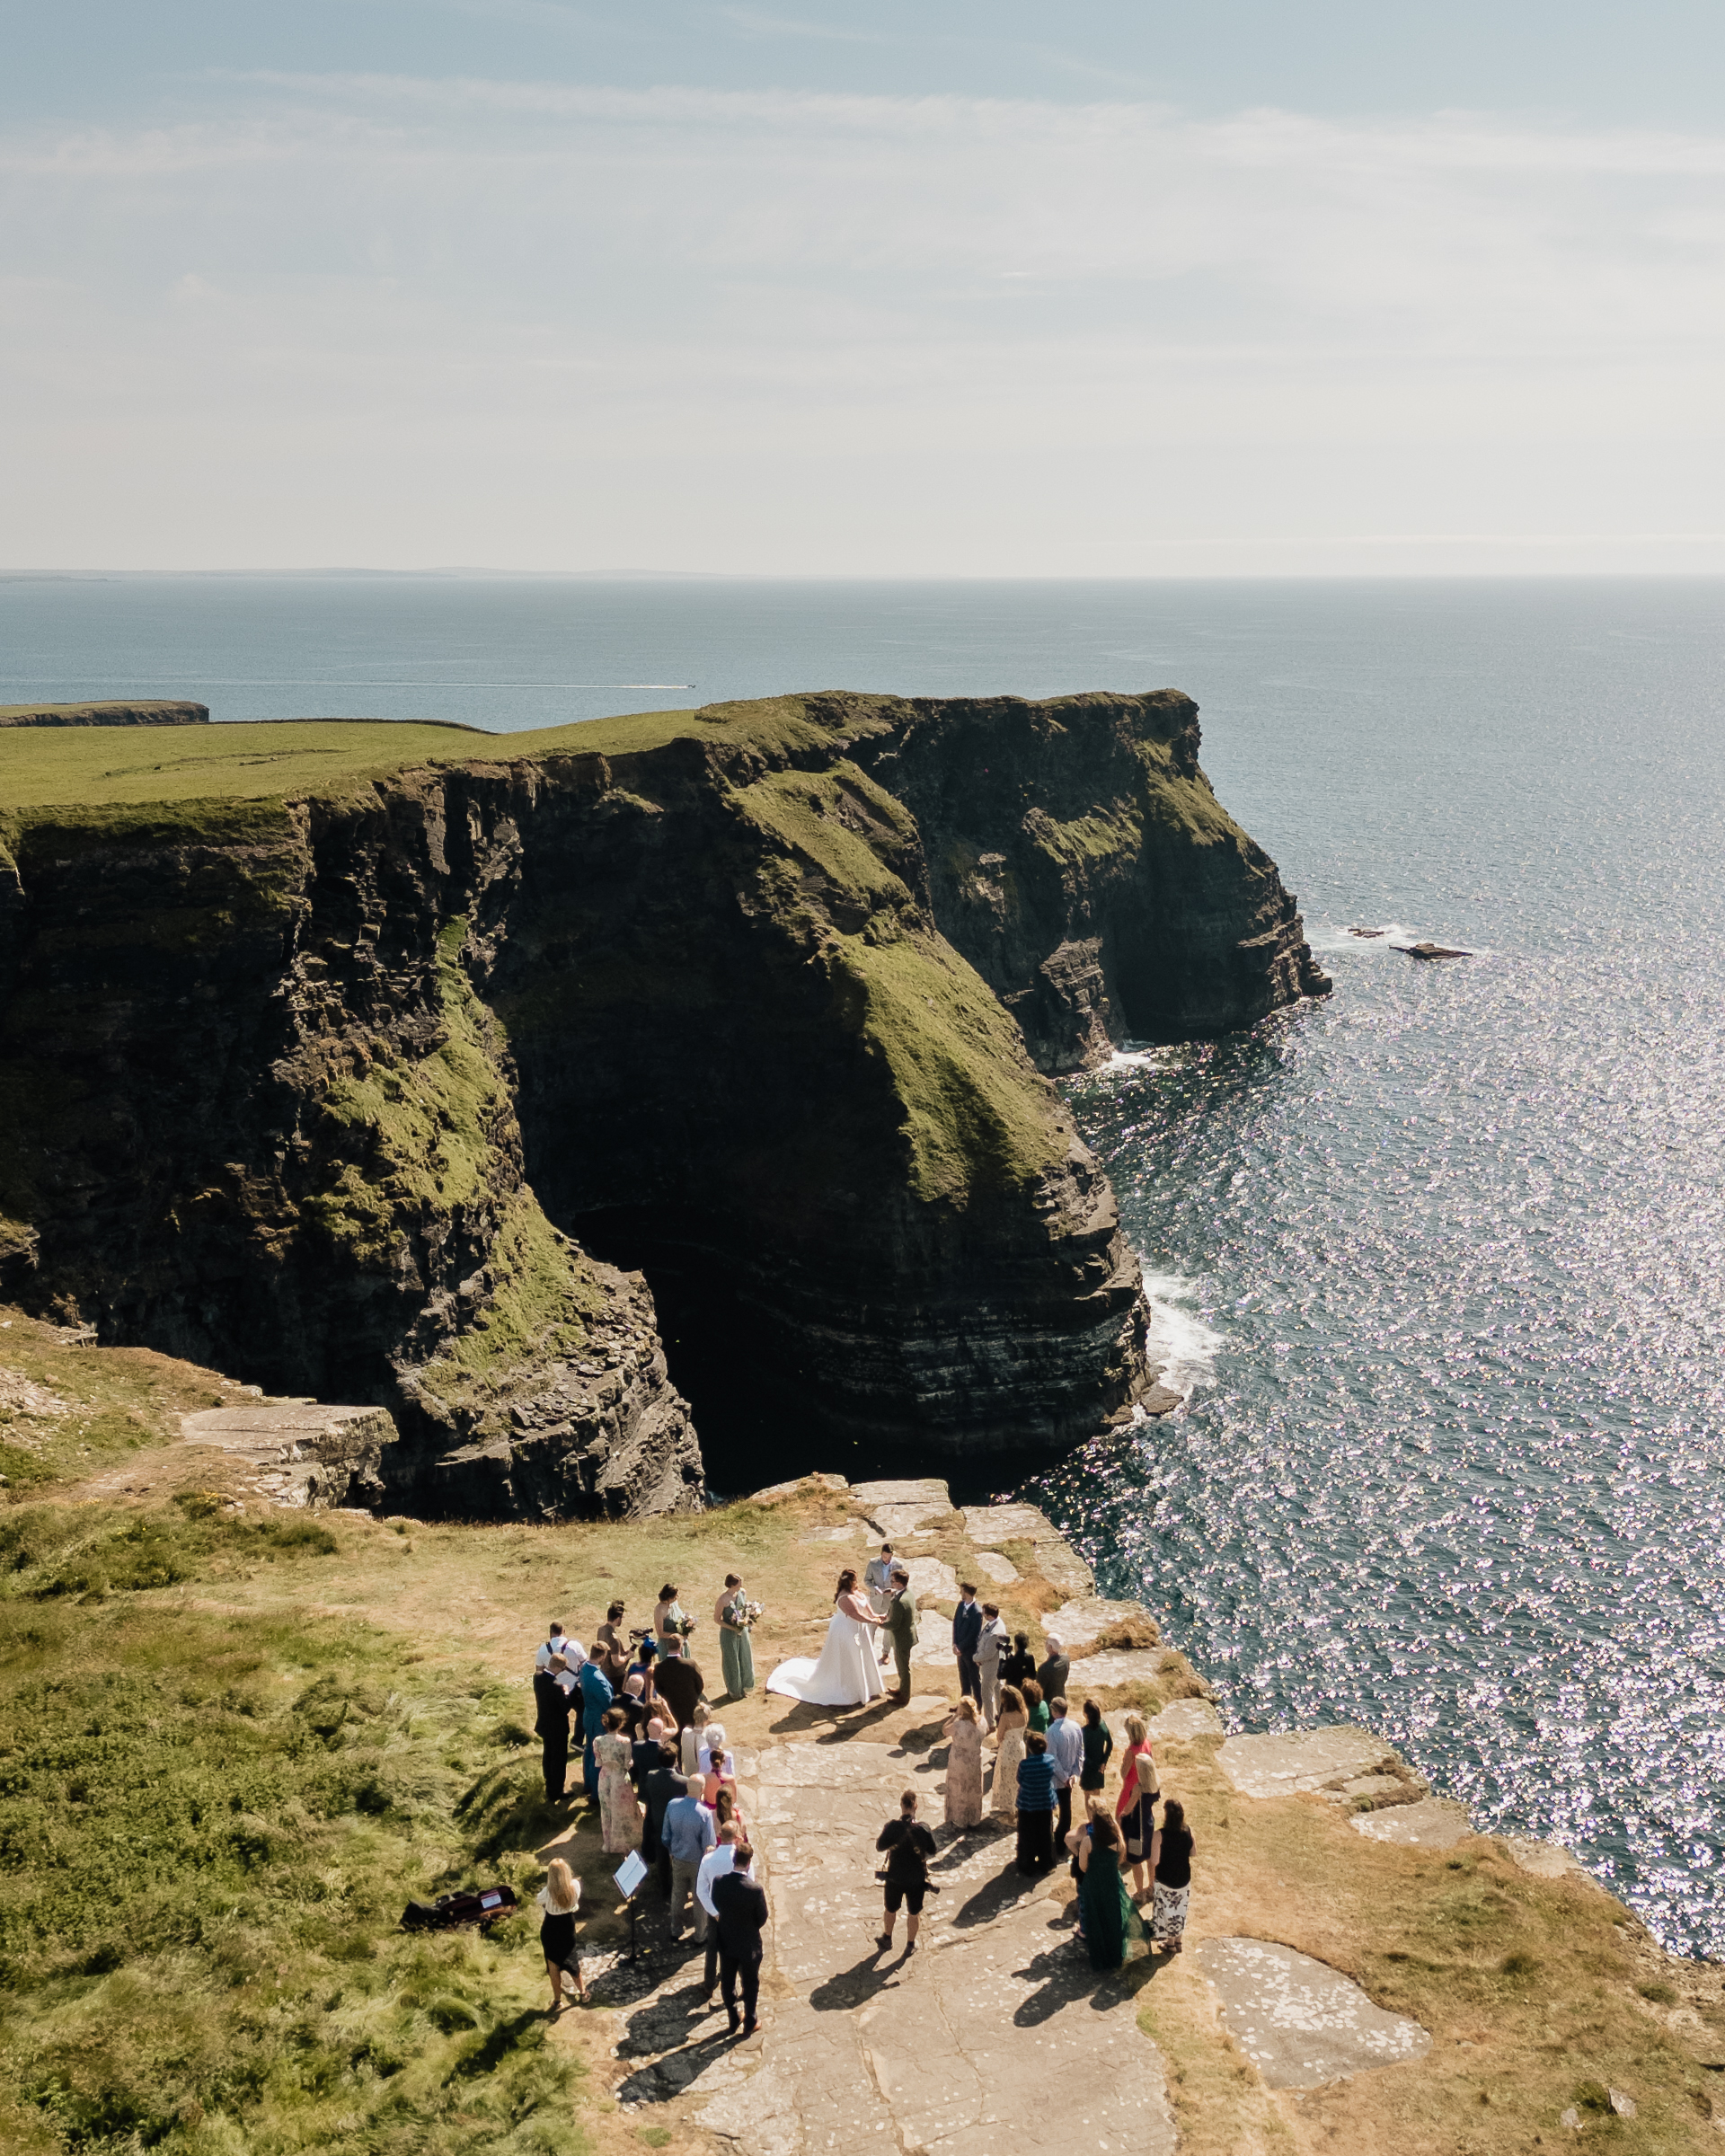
left=632, top=1715, right=667, bottom=1798
left=987, top=1685, right=1029, bottom=1821
left=1078, top=1697, right=1113, bottom=1798
left=1148, top=1798, right=1194, bottom=1954
left=698, top=1720, right=727, bottom=1774
left=942, top=1697, right=984, bottom=1829
left=883, top=1567, right=917, bottom=1701
left=1045, top=1695, right=1083, bottom=1846
left=641, top=1741, right=684, bottom=1891
left=1067, top=1789, right=1101, bottom=1886
left=596, top=1604, right=632, bottom=1687
left=1077, top=1813, right=1137, bottom=1970
left=714, top=1574, right=756, bottom=1699
left=975, top=1604, right=1010, bottom=1728
left=863, top=1542, right=897, bottom=1668
left=1022, top=1677, right=1049, bottom=1733
left=695, top=1821, right=748, bottom=2000
left=628, top=1632, right=659, bottom=1695
left=654, top=1583, right=692, bottom=1653
left=593, top=1705, right=642, bottom=1855
left=662, top=1772, right=717, bottom=1941
left=703, top=1745, right=745, bottom=1837
left=1001, top=1630, right=1037, bottom=1692
left=1037, top=1634, right=1070, bottom=1708
left=618, top=1671, right=651, bottom=1741
left=1014, top=1729, right=1057, bottom=1875
left=875, top=1789, right=936, bottom=1955
left=536, top=1857, right=586, bottom=2012
left=1116, top=1711, right=1160, bottom=1895
left=951, top=1583, right=982, bottom=1706
left=578, top=1648, right=614, bottom=1799
left=654, top=1637, right=706, bottom=1733
left=711, top=1842, right=768, bottom=2037
left=680, top=1701, right=712, bottom=1776
left=535, top=1622, right=586, bottom=1674
left=533, top=1653, right=574, bottom=1802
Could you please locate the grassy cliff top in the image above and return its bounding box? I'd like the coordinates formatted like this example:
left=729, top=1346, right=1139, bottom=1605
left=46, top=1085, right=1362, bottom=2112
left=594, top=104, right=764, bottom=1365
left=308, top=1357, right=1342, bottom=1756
left=0, top=711, right=710, bottom=810
left=0, top=689, right=1187, bottom=814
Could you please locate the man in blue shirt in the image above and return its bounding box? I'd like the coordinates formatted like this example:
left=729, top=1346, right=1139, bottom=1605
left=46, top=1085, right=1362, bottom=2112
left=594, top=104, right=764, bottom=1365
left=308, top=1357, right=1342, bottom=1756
left=661, top=1773, right=717, bottom=1940
left=1044, top=1695, right=1084, bottom=1849
left=951, top=1583, right=982, bottom=1707
left=579, top=1652, right=614, bottom=1799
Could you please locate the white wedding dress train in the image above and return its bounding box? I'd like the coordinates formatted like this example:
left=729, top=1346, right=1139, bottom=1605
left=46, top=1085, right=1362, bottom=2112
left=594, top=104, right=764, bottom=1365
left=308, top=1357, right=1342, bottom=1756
left=766, top=1612, right=885, bottom=1706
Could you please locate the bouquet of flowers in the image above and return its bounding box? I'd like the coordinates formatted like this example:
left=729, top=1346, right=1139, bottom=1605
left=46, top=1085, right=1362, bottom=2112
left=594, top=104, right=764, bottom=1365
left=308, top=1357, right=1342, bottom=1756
left=741, top=1600, right=765, bottom=1631
left=674, top=1613, right=697, bottom=1638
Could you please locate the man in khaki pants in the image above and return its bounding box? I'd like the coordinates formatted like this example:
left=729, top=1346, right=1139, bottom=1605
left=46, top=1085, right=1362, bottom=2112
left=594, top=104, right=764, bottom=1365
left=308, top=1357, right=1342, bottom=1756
left=974, top=1603, right=1009, bottom=1729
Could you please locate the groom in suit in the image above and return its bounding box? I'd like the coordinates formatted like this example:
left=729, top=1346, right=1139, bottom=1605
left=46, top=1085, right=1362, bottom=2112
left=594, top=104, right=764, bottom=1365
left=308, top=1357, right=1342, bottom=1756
left=883, top=1568, right=917, bottom=1701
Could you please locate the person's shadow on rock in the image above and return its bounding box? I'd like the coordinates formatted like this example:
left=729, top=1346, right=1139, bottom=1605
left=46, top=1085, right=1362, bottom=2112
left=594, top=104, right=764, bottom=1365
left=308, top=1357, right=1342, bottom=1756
left=809, top=1950, right=906, bottom=2012
left=949, top=1862, right=1032, bottom=1931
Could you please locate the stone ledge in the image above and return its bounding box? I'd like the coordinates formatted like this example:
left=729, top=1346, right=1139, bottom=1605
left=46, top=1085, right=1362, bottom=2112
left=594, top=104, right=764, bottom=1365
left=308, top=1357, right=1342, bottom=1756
left=1216, top=1726, right=1429, bottom=1808
left=180, top=1401, right=396, bottom=1511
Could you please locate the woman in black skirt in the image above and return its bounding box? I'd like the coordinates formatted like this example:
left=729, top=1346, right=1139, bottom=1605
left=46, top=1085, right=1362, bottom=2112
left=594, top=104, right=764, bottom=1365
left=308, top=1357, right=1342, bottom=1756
left=536, top=1857, right=587, bottom=2012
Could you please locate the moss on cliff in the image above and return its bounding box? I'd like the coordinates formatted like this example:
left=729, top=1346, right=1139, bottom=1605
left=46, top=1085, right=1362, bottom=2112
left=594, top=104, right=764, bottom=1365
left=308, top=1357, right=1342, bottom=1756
left=310, top=923, right=510, bottom=1256
left=841, top=933, right=1064, bottom=1203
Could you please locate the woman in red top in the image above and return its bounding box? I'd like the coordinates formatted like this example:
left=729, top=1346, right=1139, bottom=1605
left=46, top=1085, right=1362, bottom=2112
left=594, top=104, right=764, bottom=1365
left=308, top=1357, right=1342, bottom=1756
left=1113, top=1711, right=1159, bottom=1897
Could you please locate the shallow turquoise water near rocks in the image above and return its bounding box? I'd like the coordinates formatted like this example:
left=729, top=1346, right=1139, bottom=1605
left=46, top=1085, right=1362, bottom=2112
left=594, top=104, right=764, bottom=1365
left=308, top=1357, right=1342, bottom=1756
left=8, top=572, right=1725, bottom=1952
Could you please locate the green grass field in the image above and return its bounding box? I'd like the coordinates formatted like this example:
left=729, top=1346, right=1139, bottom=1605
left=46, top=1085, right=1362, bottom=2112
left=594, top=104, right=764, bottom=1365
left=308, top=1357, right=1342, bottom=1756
left=0, top=713, right=705, bottom=811
left=0, top=1498, right=590, bottom=2156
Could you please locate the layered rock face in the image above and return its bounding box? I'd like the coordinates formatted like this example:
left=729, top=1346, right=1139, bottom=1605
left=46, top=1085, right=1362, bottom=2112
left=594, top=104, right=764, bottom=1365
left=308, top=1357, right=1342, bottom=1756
left=840, top=688, right=1331, bottom=1071
left=0, top=690, right=1323, bottom=1511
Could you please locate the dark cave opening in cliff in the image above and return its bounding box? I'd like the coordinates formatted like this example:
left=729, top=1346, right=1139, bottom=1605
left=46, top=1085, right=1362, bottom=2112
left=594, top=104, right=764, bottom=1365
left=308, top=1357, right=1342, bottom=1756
left=563, top=1205, right=1036, bottom=1504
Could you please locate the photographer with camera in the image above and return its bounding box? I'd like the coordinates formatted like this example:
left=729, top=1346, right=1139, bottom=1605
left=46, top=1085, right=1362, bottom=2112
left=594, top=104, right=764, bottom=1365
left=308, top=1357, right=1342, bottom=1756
left=875, top=1788, right=937, bottom=1955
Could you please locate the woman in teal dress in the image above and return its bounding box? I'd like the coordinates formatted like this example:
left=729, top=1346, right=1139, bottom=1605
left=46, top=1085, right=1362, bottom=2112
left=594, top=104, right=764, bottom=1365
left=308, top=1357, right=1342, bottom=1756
left=1076, top=1813, right=1139, bottom=1970
left=714, top=1573, right=755, bottom=1698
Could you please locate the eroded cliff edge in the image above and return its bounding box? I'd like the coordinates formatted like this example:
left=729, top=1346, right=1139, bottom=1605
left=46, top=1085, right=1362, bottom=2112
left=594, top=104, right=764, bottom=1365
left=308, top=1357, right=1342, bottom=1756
left=0, top=689, right=1326, bottom=1515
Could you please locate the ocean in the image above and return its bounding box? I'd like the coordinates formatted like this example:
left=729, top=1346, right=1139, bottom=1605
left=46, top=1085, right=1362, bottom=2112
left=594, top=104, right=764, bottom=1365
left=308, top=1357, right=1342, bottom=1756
left=6, top=571, right=1725, bottom=1956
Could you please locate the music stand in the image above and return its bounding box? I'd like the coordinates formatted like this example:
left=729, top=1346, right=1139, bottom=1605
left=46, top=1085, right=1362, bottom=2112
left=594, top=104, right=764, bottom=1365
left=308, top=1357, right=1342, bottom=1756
left=614, top=1850, right=650, bottom=1963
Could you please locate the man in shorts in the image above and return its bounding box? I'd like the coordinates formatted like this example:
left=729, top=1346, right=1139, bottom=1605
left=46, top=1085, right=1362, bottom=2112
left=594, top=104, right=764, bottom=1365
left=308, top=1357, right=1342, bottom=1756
left=874, top=1789, right=937, bottom=1954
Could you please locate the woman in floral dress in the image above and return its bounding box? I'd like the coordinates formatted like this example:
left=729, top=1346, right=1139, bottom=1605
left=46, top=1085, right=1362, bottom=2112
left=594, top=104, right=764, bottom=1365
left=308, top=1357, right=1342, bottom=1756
left=593, top=1706, right=642, bottom=1855
left=942, top=1697, right=985, bottom=1829
left=988, top=1685, right=1029, bottom=1820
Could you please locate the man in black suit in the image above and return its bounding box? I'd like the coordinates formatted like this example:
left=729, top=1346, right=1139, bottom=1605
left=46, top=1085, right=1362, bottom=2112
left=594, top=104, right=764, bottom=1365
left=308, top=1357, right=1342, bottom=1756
left=653, top=1639, right=705, bottom=1732
left=951, top=1583, right=982, bottom=1707
left=533, top=1654, right=574, bottom=1802
left=710, top=1842, right=768, bottom=2037
left=641, top=1741, right=685, bottom=1895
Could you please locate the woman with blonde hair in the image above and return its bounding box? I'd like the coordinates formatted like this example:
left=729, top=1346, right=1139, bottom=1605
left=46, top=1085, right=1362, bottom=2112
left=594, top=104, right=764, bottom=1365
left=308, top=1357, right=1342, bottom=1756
left=1115, top=1711, right=1160, bottom=1895
left=536, top=1857, right=587, bottom=2012
left=987, top=1684, right=1029, bottom=1821
left=942, top=1696, right=984, bottom=1829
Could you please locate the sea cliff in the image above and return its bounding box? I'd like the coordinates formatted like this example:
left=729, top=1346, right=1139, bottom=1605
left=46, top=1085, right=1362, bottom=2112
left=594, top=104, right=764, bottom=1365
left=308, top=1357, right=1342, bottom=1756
left=0, top=690, right=1325, bottom=1515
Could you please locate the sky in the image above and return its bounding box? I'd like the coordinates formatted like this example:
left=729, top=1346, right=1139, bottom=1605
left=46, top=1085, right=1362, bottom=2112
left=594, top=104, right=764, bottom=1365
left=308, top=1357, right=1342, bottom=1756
left=6, top=2, right=1725, bottom=576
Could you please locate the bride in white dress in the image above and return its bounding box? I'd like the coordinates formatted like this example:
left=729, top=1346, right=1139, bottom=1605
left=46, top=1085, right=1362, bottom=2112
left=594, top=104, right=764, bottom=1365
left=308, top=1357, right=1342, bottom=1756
left=766, top=1569, right=888, bottom=1706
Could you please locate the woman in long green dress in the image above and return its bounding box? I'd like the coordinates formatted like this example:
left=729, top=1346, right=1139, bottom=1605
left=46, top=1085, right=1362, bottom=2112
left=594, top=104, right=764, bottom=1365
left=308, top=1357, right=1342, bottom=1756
left=1077, top=1813, right=1138, bottom=1970
left=714, top=1573, right=755, bottom=1698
